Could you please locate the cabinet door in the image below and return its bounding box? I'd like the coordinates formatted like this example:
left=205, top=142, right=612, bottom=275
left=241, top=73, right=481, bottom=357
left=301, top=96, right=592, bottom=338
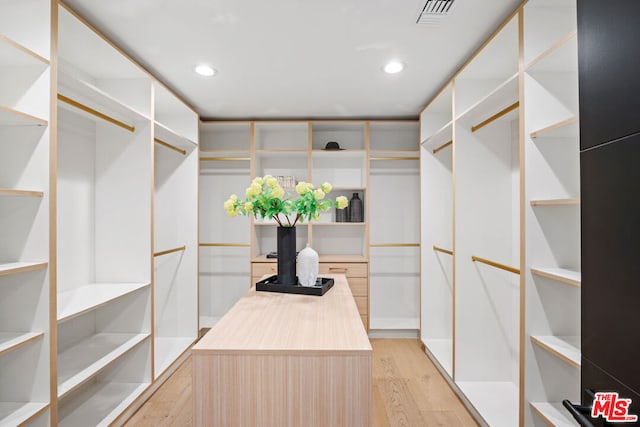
left=578, top=0, right=640, bottom=149
left=581, top=132, right=640, bottom=396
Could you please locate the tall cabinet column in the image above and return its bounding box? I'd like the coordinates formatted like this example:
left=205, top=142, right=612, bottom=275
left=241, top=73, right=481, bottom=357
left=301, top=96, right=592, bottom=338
left=578, top=0, right=640, bottom=421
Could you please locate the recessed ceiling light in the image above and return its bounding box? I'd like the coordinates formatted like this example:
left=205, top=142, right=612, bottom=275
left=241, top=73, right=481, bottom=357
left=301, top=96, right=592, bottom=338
left=383, top=61, right=404, bottom=74
left=195, top=64, right=216, bottom=77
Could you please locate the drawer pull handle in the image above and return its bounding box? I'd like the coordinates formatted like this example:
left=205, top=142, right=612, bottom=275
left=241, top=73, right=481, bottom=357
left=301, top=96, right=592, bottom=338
left=329, top=268, right=348, bottom=273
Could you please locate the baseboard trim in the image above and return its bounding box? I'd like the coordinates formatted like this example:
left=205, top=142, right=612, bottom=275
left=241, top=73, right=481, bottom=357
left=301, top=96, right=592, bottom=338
left=368, top=329, right=419, bottom=339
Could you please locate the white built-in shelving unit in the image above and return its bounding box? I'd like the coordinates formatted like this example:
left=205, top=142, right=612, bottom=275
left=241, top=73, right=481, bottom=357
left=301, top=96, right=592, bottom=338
left=56, top=4, right=153, bottom=424
left=523, top=0, right=580, bottom=425
left=0, top=0, right=52, bottom=425
left=419, top=2, right=581, bottom=426
left=152, top=83, right=199, bottom=378
left=199, top=122, right=252, bottom=328
left=368, top=122, right=420, bottom=332
left=420, top=84, right=454, bottom=376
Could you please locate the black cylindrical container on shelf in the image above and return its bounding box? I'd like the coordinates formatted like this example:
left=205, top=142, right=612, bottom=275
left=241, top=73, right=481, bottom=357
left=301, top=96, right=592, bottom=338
left=349, top=193, right=363, bottom=223
left=336, top=205, right=349, bottom=222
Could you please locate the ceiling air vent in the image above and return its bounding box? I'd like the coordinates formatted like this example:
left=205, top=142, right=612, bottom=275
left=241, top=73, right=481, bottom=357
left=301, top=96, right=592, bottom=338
left=416, top=0, right=456, bottom=24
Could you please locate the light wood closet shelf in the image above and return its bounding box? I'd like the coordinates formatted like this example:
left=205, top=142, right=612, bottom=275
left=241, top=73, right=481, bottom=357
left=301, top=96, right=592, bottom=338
left=530, top=335, right=581, bottom=368
left=58, top=333, right=149, bottom=399
left=531, top=267, right=581, bottom=287
left=0, top=34, right=49, bottom=66
left=0, top=106, right=48, bottom=126
left=0, top=188, right=44, bottom=198
left=57, top=283, right=150, bottom=323
left=0, top=332, right=44, bottom=357
left=0, top=261, right=48, bottom=277
left=530, top=198, right=580, bottom=206
left=530, top=402, right=576, bottom=427
left=530, top=116, right=578, bottom=139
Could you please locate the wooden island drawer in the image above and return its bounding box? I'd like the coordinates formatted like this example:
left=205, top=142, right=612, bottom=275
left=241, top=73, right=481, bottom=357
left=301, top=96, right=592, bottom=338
left=319, top=263, right=368, bottom=278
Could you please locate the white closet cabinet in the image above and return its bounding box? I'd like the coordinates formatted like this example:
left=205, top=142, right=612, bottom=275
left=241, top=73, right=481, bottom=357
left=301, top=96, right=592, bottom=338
left=198, top=122, right=251, bottom=328
left=523, top=0, right=580, bottom=425
left=0, top=0, right=52, bottom=425
left=56, top=4, right=153, bottom=425
left=153, top=83, right=199, bottom=378
left=368, top=122, right=420, bottom=332
left=420, top=2, right=582, bottom=425
left=420, top=85, right=453, bottom=376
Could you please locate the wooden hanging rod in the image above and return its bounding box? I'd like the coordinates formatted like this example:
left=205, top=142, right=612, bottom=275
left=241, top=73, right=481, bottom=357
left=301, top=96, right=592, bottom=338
left=432, top=140, right=453, bottom=154
left=199, top=243, right=251, bottom=247
left=433, top=245, right=453, bottom=255
left=370, top=243, right=420, bottom=247
left=471, top=255, right=520, bottom=275
left=154, top=245, right=186, bottom=257
left=200, top=157, right=251, bottom=161
left=57, top=94, right=135, bottom=133
left=154, top=138, right=186, bottom=155
left=471, top=102, right=519, bottom=133
left=370, top=157, right=419, bottom=161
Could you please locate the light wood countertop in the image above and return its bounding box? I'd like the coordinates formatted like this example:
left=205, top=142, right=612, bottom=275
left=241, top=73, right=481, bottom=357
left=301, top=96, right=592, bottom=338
left=192, top=274, right=371, bottom=354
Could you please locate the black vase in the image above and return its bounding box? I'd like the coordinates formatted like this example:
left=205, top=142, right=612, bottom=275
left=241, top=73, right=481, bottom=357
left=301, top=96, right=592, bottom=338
left=277, top=226, right=297, bottom=285
left=349, top=193, right=363, bottom=223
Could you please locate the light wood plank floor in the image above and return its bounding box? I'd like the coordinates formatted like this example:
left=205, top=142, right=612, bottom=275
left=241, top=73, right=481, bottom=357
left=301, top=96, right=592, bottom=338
left=125, top=339, right=477, bottom=427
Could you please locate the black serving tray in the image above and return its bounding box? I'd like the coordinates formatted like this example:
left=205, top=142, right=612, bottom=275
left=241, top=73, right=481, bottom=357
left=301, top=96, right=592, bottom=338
left=255, top=275, right=334, bottom=296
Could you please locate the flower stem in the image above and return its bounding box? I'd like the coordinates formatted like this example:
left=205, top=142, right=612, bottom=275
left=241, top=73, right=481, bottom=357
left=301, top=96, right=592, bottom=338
left=273, top=215, right=283, bottom=227
left=292, top=213, right=301, bottom=227
left=286, top=215, right=292, bottom=226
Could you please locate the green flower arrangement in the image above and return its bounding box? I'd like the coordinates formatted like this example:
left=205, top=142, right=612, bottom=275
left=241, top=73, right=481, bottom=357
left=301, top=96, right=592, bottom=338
left=223, top=175, right=348, bottom=227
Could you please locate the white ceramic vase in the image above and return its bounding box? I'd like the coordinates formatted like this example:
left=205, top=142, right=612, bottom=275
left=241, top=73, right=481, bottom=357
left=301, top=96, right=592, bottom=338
left=297, top=243, right=319, bottom=287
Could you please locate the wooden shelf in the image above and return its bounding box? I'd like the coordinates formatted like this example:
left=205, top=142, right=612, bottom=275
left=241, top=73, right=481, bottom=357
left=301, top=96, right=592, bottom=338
left=530, top=335, right=581, bottom=368
left=0, top=402, right=49, bottom=427
left=0, top=332, right=44, bottom=357
left=57, top=283, right=150, bottom=323
left=58, top=381, right=149, bottom=427
left=312, top=150, right=366, bottom=158
left=531, top=267, right=581, bottom=287
left=423, top=338, right=452, bottom=376
left=421, top=121, right=453, bottom=149
left=312, top=222, right=366, bottom=226
left=0, top=105, right=47, bottom=126
left=0, top=34, right=49, bottom=67
left=251, top=254, right=368, bottom=263
left=456, top=381, right=519, bottom=427
left=58, top=333, right=149, bottom=399
left=154, top=337, right=194, bottom=378
left=155, top=121, right=197, bottom=151
left=0, top=261, right=48, bottom=277
left=254, top=149, right=308, bottom=158
left=58, top=71, right=150, bottom=124
left=369, top=149, right=419, bottom=154
left=530, top=198, right=580, bottom=206
left=530, top=117, right=578, bottom=139
left=530, top=402, right=576, bottom=427
left=456, top=73, right=519, bottom=124
left=0, top=188, right=44, bottom=198
left=527, top=31, right=578, bottom=74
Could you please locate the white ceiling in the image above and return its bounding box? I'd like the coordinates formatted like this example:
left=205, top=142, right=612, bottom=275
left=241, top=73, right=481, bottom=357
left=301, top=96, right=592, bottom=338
left=62, top=0, right=521, bottom=120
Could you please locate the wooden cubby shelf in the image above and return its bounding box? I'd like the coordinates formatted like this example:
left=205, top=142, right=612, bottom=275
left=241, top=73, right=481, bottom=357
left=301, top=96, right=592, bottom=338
left=0, top=106, right=47, bottom=126
left=57, top=333, right=150, bottom=399
left=530, top=402, right=576, bottom=427
left=530, top=198, right=580, bottom=206
left=530, top=116, right=578, bottom=139
left=154, top=122, right=197, bottom=150
left=58, top=71, right=150, bottom=123
left=527, top=31, right=578, bottom=73
left=58, top=382, right=149, bottom=427
left=0, top=34, right=49, bottom=67
left=0, top=332, right=44, bottom=357
left=57, top=283, right=150, bottom=323
left=0, top=188, right=44, bottom=198
left=0, top=261, right=48, bottom=277
left=530, top=335, right=581, bottom=368
left=0, top=402, right=49, bottom=427
left=531, top=267, right=581, bottom=287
